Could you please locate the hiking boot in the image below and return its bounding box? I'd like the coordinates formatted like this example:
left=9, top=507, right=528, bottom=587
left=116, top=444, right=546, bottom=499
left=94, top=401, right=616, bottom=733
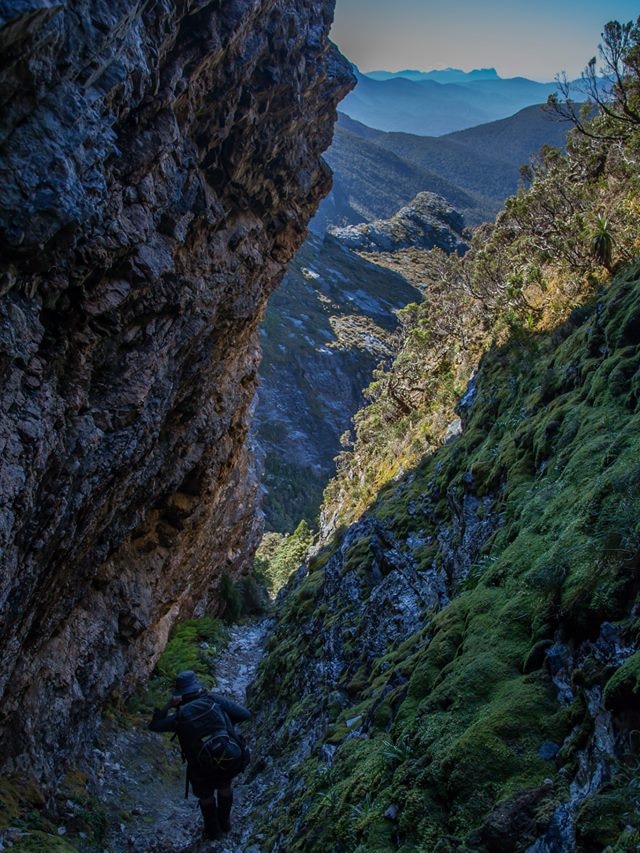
left=199, top=798, right=220, bottom=840
left=217, top=791, right=233, bottom=833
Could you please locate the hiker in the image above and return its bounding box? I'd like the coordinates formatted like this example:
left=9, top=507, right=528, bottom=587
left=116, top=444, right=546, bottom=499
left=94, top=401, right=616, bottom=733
left=148, top=670, right=251, bottom=840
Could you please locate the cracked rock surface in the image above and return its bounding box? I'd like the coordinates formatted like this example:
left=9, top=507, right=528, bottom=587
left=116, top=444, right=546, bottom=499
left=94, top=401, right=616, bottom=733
left=0, top=0, right=353, bottom=776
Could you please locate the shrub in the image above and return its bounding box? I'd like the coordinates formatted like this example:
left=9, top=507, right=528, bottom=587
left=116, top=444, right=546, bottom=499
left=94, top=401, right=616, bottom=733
left=254, top=520, right=314, bottom=597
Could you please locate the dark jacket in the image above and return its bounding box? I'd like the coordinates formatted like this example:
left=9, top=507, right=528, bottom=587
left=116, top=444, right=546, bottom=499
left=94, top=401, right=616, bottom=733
left=149, top=692, right=251, bottom=795
left=149, top=692, right=251, bottom=741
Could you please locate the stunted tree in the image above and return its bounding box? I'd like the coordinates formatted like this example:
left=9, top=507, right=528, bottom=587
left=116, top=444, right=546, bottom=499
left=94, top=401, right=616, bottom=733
left=548, top=17, right=640, bottom=139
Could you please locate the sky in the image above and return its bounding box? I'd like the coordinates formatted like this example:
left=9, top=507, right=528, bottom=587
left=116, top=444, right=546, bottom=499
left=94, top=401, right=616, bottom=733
left=331, top=0, right=640, bottom=81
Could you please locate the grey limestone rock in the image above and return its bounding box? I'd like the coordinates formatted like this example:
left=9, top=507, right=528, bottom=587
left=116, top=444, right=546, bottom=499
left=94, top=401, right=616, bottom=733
left=0, top=0, right=354, bottom=776
left=329, top=191, right=469, bottom=255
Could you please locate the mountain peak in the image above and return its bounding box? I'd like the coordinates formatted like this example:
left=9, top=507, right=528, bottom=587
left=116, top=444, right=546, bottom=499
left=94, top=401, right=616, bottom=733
left=469, top=67, right=499, bottom=78
left=329, top=191, right=468, bottom=255
left=365, top=67, right=500, bottom=84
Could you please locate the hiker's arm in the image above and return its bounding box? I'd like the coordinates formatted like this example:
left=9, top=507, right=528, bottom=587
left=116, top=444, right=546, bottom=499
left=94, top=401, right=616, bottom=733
left=148, top=696, right=181, bottom=732
left=214, top=694, right=251, bottom=724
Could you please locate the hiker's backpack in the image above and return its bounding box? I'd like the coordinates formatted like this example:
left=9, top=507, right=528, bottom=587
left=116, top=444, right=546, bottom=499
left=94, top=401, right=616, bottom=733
left=176, top=694, right=249, bottom=777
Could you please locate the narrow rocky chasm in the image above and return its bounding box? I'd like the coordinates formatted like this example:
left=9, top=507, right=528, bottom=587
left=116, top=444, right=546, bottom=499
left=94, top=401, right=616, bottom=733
left=0, top=0, right=353, bottom=776
left=91, top=620, right=270, bottom=853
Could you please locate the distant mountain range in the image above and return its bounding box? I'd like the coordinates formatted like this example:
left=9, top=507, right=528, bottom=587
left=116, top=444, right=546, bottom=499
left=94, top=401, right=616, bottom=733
left=313, top=104, right=570, bottom=230
left=340, top=67, right=575, bottom=136
left=367, top=67, right=501, bottom=84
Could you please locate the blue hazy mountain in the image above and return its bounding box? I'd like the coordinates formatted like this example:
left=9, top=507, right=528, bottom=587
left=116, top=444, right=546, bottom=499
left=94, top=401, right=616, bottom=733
left=367, top=67, right=500, bottom=84
left=341, top=67, right=565, bottom=135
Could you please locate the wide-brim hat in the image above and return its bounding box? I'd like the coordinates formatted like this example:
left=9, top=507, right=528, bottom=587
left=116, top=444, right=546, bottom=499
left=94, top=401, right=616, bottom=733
left=174, top=670, right=204, bottom=696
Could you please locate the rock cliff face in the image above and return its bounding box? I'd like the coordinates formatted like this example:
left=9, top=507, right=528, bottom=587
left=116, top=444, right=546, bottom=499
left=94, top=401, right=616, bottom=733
left=329, top=191, right=468, bottom=255
left=0, top=0, right=353, bottom=776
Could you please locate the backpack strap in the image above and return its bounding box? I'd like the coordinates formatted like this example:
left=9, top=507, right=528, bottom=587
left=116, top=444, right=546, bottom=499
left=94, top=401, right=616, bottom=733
left=219, top=703, right=249, bottom=764
left=221, top=707, right=235, bottom=737
left=185, top=697, right=220, bottom=725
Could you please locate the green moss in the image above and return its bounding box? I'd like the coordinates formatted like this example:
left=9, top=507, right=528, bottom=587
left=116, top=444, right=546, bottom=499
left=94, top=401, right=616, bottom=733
left=308, top=540, right=339, bottom=573
left=297, top=570, right=325, bottom=601
left=156, top=617, right=226, bottom=680
left=575, top=787, right=640, bottom=853
left=251, top=264, right=640, bottom=851
left=372, top=702, right=393, bottom=730
left=522, top=639, right=554, bottom=674
left=342, top=536, right=374, bottom=576
left=8, top=832, right=80, bottom=852
left=128, top=616, right=227, bottom=714
left=0, top=770, right=108, bottom=852
left=604, top=651, right=640, bottom=710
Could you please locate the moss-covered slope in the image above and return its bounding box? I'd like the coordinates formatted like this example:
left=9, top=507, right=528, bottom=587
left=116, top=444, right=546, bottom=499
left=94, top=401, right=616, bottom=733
left=248, top=265, right=640, bottom=852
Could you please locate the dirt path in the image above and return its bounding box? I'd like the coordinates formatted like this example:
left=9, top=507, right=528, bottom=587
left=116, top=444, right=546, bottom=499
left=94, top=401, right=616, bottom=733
left=92, top=619, right=270, bottom=853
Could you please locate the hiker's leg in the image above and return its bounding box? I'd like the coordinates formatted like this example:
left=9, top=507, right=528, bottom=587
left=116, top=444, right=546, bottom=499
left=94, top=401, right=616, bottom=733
left=217, top=786, right=233, bottom=832
left=199, top=795, right=220, bottom=840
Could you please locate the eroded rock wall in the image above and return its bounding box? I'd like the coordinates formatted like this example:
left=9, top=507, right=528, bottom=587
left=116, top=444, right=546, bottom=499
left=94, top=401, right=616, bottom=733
left=0, top=0, right=353, bottom=775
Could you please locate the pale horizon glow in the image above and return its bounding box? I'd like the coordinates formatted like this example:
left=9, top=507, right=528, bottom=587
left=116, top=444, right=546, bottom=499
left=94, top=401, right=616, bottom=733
left=331, top=1, right=640, bottom=81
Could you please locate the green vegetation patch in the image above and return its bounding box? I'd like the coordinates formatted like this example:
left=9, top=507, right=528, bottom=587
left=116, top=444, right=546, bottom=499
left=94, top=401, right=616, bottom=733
left=604, top=651, right=640, bottom=711
left=7, top=832, right=80, bottom=852
left=254, top=520, right=314, bottom=598
left=0, top=769, right=108, bottom=852
left=128, top=616, right=227, bottom=714
left=575, top=786, right=640, bottom=853
left=251, top=260, right=640, bottom=851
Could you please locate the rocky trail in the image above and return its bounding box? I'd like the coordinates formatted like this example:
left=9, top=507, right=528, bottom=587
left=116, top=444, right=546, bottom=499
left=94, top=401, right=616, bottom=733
left=92, top=620, right=271, bottom=853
